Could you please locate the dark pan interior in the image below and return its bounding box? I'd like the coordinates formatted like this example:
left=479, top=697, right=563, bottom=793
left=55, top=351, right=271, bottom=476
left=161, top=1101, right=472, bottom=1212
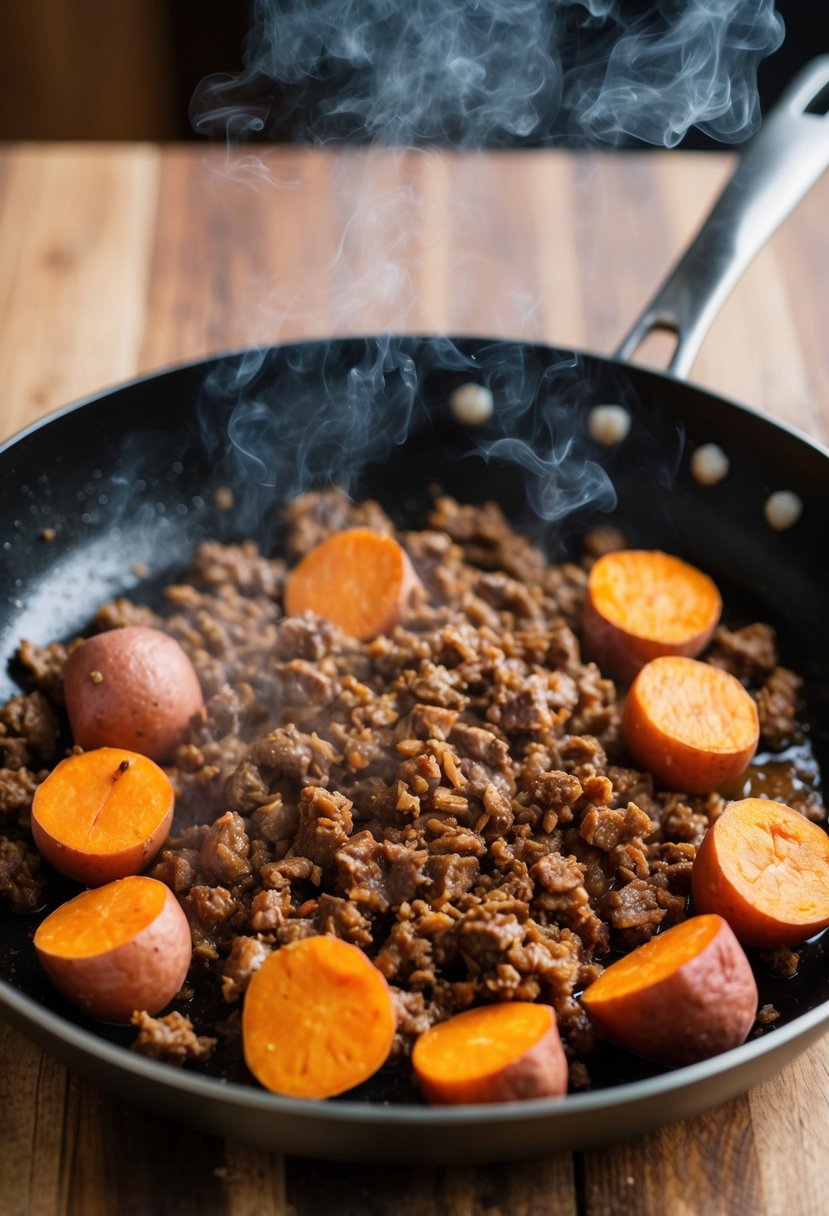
left=2, top=336, right=828, bottom=1105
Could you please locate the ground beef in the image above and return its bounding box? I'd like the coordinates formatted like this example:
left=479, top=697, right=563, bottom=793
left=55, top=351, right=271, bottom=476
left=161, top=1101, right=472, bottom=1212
left=756, top=667, right=802, bottom=749
left=190, top=540, right=285, bottom=598
left=292, top=787, right=354, bottom=868
left=94, top=598, right=160, bottom=632
left=16, top=640, right=74, bottom=705
left=314, top=892, right=373, bottom=945
left=757, top=946, right=800, bottom=979
left=220, top=935, right=271, bottom=1002
left=131, top=1010, right=216, bottom=1066
left=2, top=487, right=824, bottom=1095
left=0, top=692, right=59, bottom=762
left=282, top=492, right=393, bottom=560
left=336, top=834, right=428, bottom=912
left=707, top=623, right=778, bottom=683
left=0, top=767, right=43, bottom=825
left=0, top=836, right=47, bottom=911
left=390, top=987, right=432, bottom=1049
left=199, top=813, right=251, bottom=887
left=601, top=879, right=668, bottom=949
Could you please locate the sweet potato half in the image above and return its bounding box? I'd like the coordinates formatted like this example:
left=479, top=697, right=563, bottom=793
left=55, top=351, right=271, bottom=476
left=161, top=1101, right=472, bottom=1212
left=242, top=935, right=396, bottom=1098
left=581, top=914, right=758, bottom=1066
left=284, top=528, right=422, bottom=640
left=31, top=747, right=175, bottom=886
left=622, top=656, right=759, bottom=793
left=412, top=1002, right=568, bottom=1105
left=34, top=875, right=192, bottom=1023
left=584, top=550, right=721, bottom=683
left=692, top=798, right=829, bottom=947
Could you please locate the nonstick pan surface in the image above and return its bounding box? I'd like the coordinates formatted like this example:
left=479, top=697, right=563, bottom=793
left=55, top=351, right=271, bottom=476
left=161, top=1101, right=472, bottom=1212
left=1, top=334, right=828, bottom=1163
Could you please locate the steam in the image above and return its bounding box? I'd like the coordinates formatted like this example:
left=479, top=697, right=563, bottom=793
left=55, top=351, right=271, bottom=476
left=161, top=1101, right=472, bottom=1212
left=186, top=0, right=784, bottom=535
left=573, top=2, right=785, bottom=147
left=193, top=0, right=784, bottom=148
left=198, top=336, right=617, bottom=535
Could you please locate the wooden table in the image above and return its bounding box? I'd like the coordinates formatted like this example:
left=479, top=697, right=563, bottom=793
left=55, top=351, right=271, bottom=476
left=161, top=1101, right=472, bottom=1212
left=1, top=144, right=828, bottom=1216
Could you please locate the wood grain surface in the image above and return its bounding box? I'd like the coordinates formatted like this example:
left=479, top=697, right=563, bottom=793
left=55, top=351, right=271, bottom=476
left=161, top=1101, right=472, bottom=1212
left=1, top=144, right=828, bottom=1216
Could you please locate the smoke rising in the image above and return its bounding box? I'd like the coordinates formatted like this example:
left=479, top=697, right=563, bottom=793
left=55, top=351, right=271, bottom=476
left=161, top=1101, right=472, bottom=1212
left=193, top=0, right=784, bottom=148
left=187, top=0, right=784, bottom=535
left=197, top=336, right=618, bottom=535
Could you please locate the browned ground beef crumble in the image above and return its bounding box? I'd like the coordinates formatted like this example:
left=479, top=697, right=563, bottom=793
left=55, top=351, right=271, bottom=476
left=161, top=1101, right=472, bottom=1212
left=0, top=490, right=823, bottom=1087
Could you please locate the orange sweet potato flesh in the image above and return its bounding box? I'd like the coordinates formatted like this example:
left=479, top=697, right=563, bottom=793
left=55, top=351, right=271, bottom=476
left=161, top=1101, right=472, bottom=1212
left=584, top=550, right=721, bottom=683
left=242, top=935, right=396, bottom=1098
left=412, top=1002, right=568, bottom=1105
left=622, top=656, right=759, bottom=794
left=64, top=625, right=204, bottom=762
left=34, top=875, right=192, bottom=1022
left=581, top=914, right=757, bottom=1066
left=692, top=798, right=829, bottom=948
left=283, top=528, right=422, bottom=640
left=31, top=747, right=174, bottom=886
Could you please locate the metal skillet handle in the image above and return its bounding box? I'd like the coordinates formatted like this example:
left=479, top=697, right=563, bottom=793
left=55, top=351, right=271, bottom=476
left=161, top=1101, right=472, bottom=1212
left=615, top=56, right=829, bottom=380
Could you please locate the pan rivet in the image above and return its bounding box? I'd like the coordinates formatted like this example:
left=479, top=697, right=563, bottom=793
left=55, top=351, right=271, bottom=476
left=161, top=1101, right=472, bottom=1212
left=587, top=405, right=631, bottom=447
left=691, top=443, right=730, bottom=486
left=450, top=383, right=493, bottom=426
left=764, top=491, right=803, bottom=531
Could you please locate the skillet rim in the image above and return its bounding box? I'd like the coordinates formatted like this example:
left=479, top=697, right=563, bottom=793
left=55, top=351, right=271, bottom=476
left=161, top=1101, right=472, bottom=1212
left=2, top=968, right=829, bottom=1124
left=2, top=335, right=828, bottom=1133
left=1, top=335, right=828, bottom=464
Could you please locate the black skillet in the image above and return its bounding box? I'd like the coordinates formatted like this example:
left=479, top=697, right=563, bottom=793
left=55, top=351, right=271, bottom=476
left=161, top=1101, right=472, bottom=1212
left=1, top=62, right=829, bottom=1164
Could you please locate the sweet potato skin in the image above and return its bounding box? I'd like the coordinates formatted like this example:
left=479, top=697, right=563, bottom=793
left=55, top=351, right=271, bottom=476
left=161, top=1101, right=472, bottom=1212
left=692, top=799, right=829, bottom=948
left=581, top=915, right=757, bottom=1066
left=34, top=881, right=192, bottom=1023
left=64, top=626, right=204, bottom=761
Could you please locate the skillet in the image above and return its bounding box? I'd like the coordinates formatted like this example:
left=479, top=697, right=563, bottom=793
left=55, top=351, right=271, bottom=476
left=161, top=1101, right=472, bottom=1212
left=1, top=61, right=829, bottom=1163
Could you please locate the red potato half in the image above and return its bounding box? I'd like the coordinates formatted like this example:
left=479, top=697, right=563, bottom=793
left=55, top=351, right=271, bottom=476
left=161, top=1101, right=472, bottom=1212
left=692, top=798, right=829, bottom=948
left=580, top=914, right=758, bottom=1066
left=31, top=747, right=174, bottom=886
left=34, top=875, right=192, bottom=1023
left=584, top=550, right=722, bottom=683
left=64, top=625, right=204, bottom=762
left=283, top=528, right=422, bottom=641
left=412, top=1003, right=568, bottom=1105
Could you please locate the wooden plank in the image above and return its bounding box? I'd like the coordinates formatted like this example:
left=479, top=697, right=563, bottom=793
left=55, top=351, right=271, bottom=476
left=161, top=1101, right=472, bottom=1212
left=60, top=1083, right=228, bottom=1216
left=532, top=153, right=589, bottom=349
left=775, top=184, right=829, bottom=446
left=748, top=1038, right=829, bottom=1216
left=0, top=1, right=178, bottom=141
left=0, top=144, right=160, bottom=443
left=219, top=1143, right=288, bottom=1216
left=581, top=150, right=683, bottom=359
left=581, top=1096, right=763, bottom=1216
left=286, top=1154, right=577, bottom=1216
left=0, top=1021, right=68, bottom=1216
left=0, top=1022, right=233, bottom=1216
left=655, top=151, right=829, bottom=445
